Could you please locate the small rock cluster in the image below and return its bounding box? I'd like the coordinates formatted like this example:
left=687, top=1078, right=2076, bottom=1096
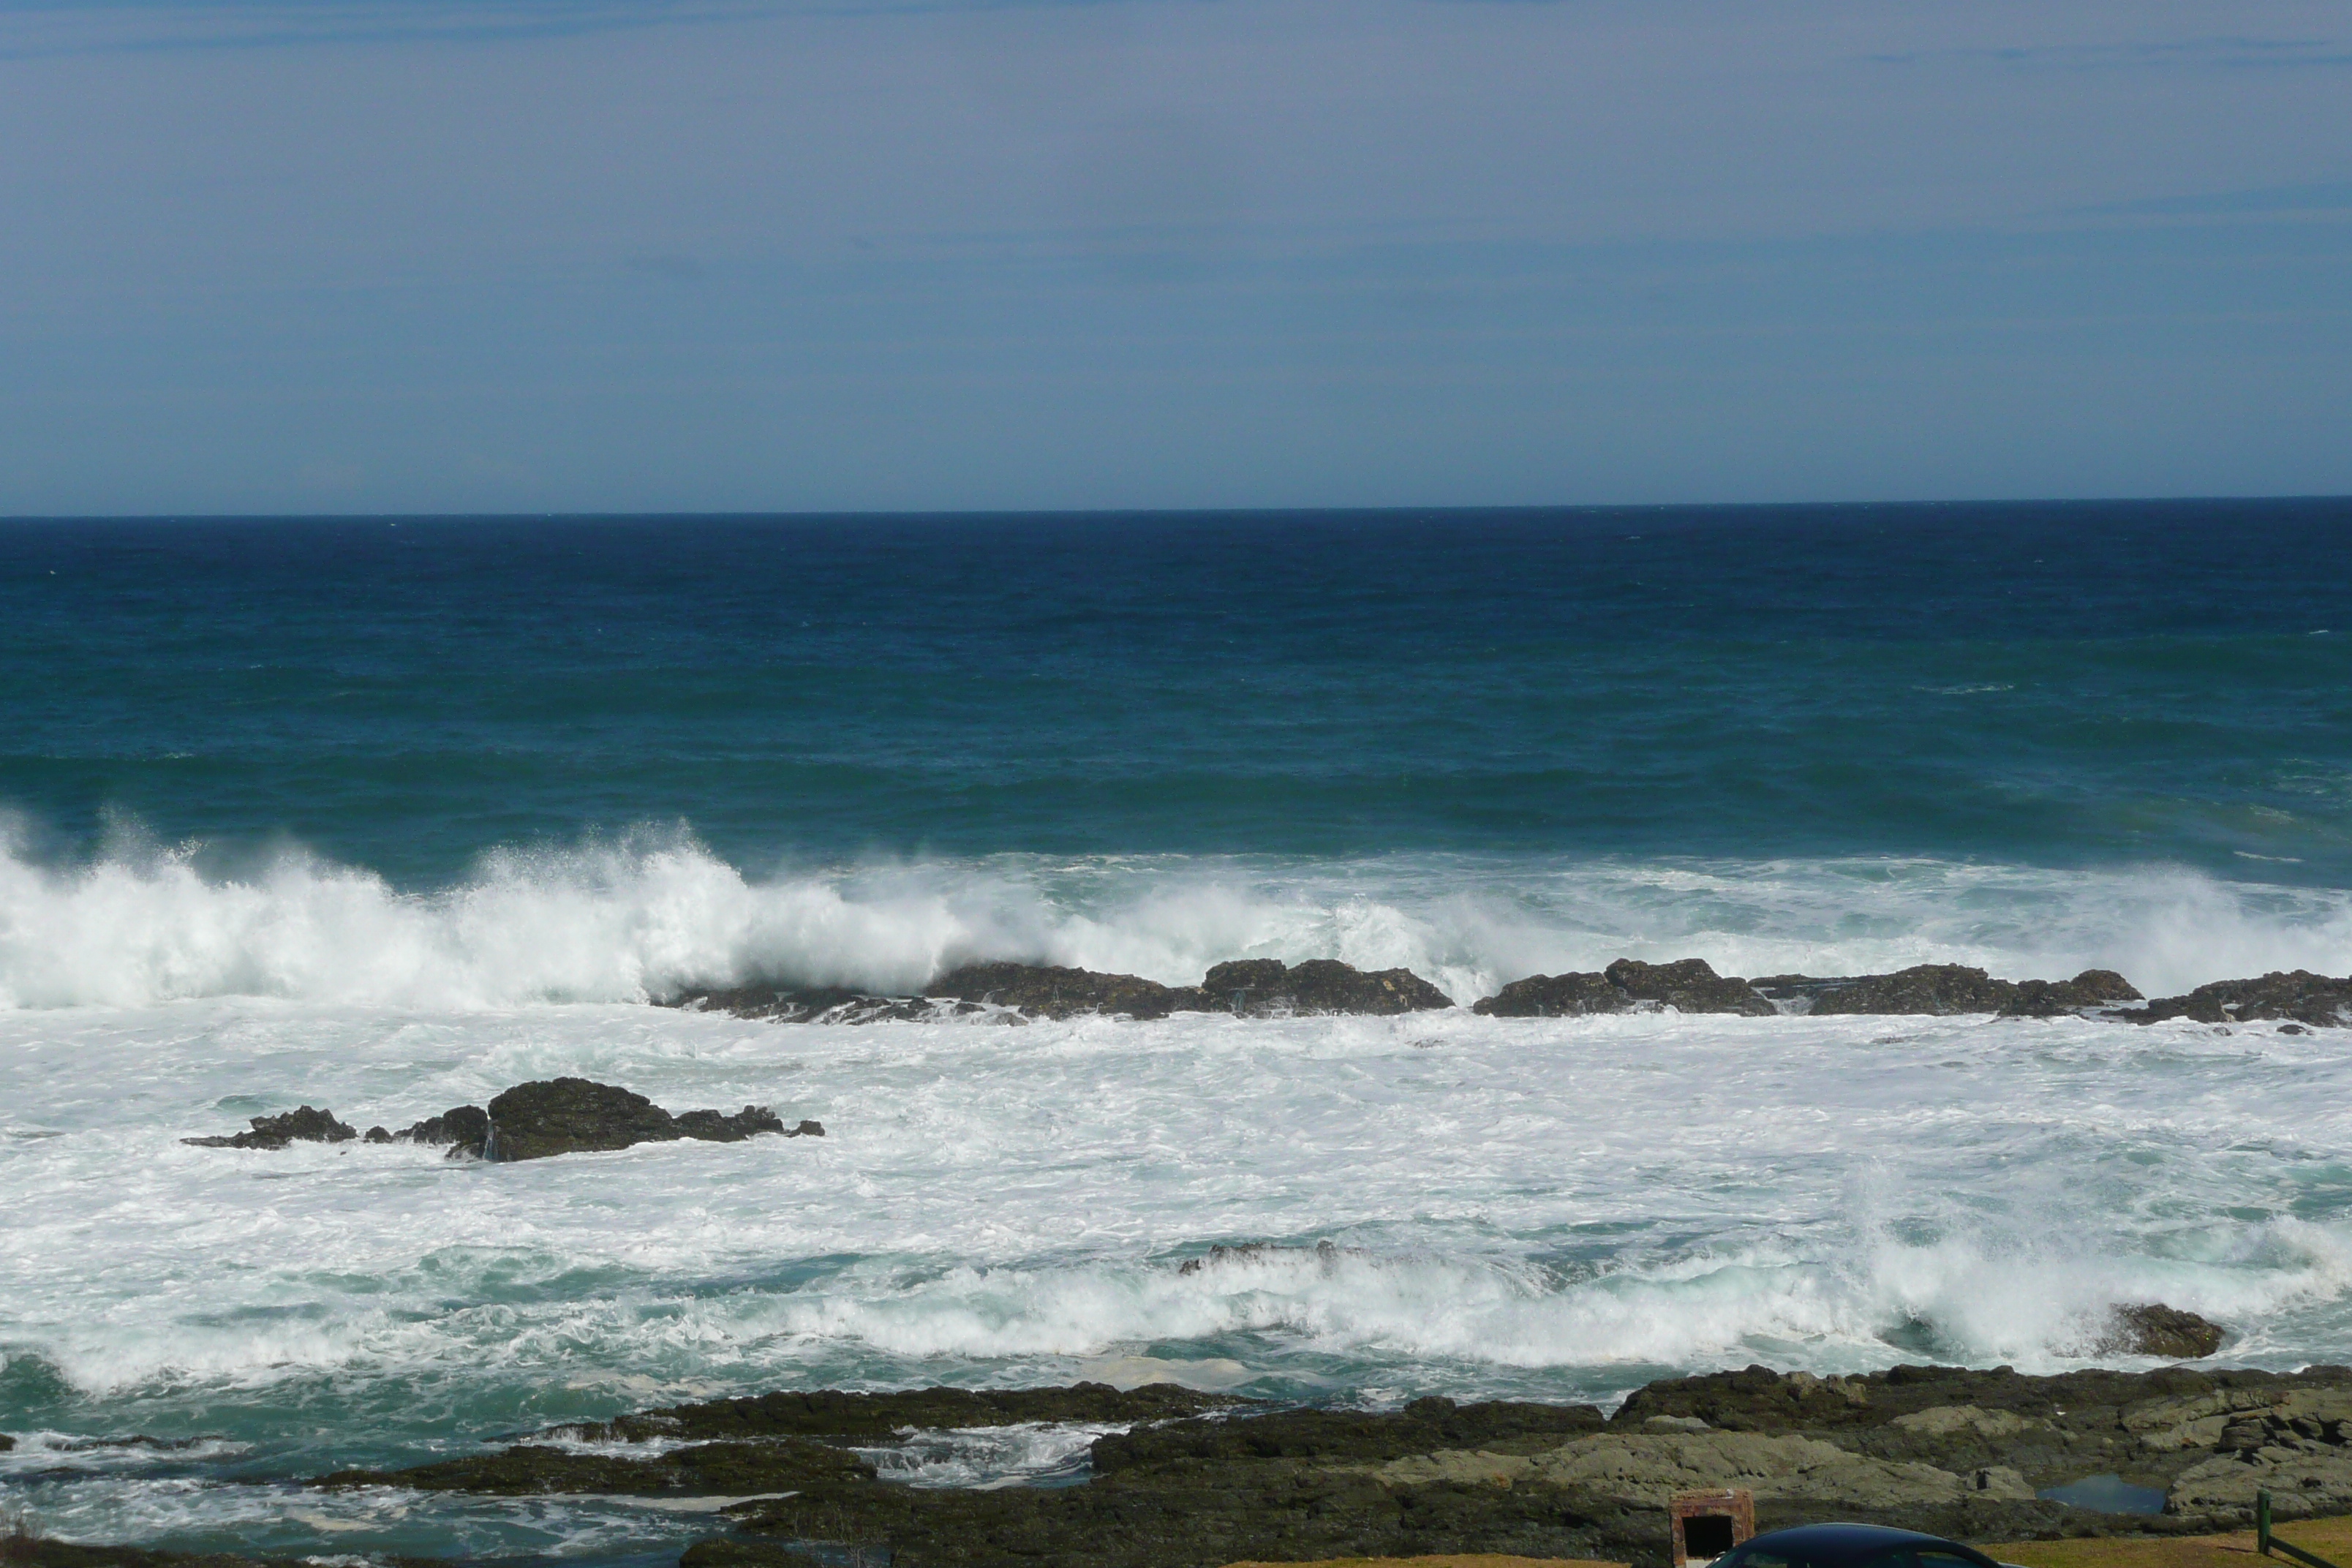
left=183, top=1077, right=821, bottom=1161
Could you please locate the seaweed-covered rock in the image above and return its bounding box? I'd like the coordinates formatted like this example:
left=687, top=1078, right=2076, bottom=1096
left=2133, top=971, right=2352, bottom=1028
left=928, top=963, right=1205, bottom=1020
left=181, top=1106, right=355, bottom=1150
left=1473, top=958, right=1771, bottom=1017
left=1199, top=958, right=1452, bottom=1016
left=2106, top=1304, right=2226, bottom=1359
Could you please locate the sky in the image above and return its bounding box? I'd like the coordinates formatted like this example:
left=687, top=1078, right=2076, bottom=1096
left=1, top=0, right=2348, bottom=513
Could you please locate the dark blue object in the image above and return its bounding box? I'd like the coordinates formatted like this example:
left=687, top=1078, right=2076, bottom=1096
left=1725, top=1523, right=2003, bottom=1568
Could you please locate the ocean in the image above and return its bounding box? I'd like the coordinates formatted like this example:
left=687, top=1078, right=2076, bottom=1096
left=4, top=500, right=2352, bottom=1563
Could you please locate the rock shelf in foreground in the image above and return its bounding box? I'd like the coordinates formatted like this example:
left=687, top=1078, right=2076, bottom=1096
left=182, top=1077, right=821, bottom=1161
left=290, top=1354, right=2352, bottom=1568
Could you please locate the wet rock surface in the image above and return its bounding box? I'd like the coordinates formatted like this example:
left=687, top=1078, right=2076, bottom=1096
left=288, top=1359, right=2352, bottom=1568
left=670, top=959, right=1452, bottom=1022
left=2132, top=971, right=2352, bottom=1028
left=1751, top=965, right=2141, bottom=1017
left=180, top=1106, right=355, bottom=1149
left=1474, top=959, right=1775, bottom=1017
left=2106, top=1305, right=2228, bottom=1359
left=189, top=1080, right=817, bottom=1160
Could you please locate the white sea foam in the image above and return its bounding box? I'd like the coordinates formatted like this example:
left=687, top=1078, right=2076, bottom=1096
left=0, top=821, right=2348, bottom=1011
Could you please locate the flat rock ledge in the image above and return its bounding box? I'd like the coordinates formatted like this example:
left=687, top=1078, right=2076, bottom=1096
left=184, top=1077, right=822, bottom=1161
left=289, top=1357, right=2352, bottom=1568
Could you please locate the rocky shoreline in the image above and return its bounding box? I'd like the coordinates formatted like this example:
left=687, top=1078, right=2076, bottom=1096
left=667, top=960, right=2352, bottom=1028
left=252, top=1358, right=2352, bottom=1568
left=44, top=1349, right=2352, bottom=1568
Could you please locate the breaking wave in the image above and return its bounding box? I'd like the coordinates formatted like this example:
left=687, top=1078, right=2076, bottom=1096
left=0, top=817, right=2348, bottom=1010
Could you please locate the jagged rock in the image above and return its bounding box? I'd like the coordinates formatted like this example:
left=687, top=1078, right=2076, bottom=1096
left=671, top=959, right=1455, bottom=1022
left=368, top=1104, right=492, bottom=1158
left=2105, top=1304, right=2226, bottom=1359
left=485, top=1078, right=680, bottom=1161
left=1177, top=1240, right=1356, bottom=1276
left=181, top=1106, right=355, bottom=1149
left=1199, top=958, right=1453, bottom=1016
left=1473, top=958, right=1771, bottom=1018
left=2133, top=971, right=2352, bottom=1028
left=929, top=962, right=1204, bottom=1020
left=2002, top=970, right=2143, bottom=1017
left=675, top=1106, right=788, bottom=1142
left=2169, top=1442, right=2352, bottom=1519
left=1750, top=965, right=2138, bottom=1017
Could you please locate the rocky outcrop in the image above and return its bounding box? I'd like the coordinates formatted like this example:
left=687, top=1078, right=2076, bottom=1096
left=302, top=1362, right=2352, bottom=1568
left=1199, top=959, right=1452, bottom=1016
left=930, top=962, right=1205, bottom=1020
left=1751, top=965, right=2141, bottom=1017
left=181, top=1106, right=355, bottom=1149
left=192, top=1081, right=817, bottom=1161
left=2106, top=1305, right=2226, bottom=1360
left=1473, top=958, right=1774, bottom=1017
left=671, top=959, right=1453, bottom=1023
left=2132, top=971, right=2352, bottom=1028
left=481, top=1078, right=817, bottom=1162
left=365, top=1104, right=493, bottom=1157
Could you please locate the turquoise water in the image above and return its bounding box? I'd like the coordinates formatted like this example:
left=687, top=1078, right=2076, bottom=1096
left=3, top=501, right=2352, bottom=1564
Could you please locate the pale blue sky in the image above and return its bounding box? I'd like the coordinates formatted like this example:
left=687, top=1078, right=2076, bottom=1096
left=2, top=0, right=2348, bottom=512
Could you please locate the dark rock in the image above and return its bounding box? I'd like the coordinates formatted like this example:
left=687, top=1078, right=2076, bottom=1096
left=2105, top=1304, right=2226, bottom=1359
left=928, top=962, right=1204, bottom=1020
left=2133, top=971, right=2352, bottom=1028
left=181, top=1106, right=355, bottom=1150
left=2000, top=970, right=2144, bottom=1017
left=1473, top=957, right=1771, bottom=1017
left=565, top=1382, right=1252, bottom=1444
left=792, top=1120, right=825, bottom=1137
left=485, top=1078, right=680, bottom=1161
left=1089, top=1395, right=1603, bottom=1473
left=314, top=1436, right=872, bottom=1496
left=393, top=1104, right=492, bottom=1158
left=1194, top=958, right=1451, bottom=1015
left=1472, top=970, right=1630, bottom=1017
left=361, top=1126, right=391, bottom=1144
left=676, top=1106, right=788, bottom=1142
left=0, top=1431, right=11, bottom=1450
left=1802, top=965, right=2020, bottom=1015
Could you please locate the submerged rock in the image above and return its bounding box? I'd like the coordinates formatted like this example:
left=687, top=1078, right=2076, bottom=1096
left=180, top=1106, right=355, bottom=1149
left=1473, top=957, right=1773, bottom=1017
left=2105, top=1304, right=2227, bottom=1359
left=2133, top=970, right=2352, bottom=1028
left=314, top=1436, right=874, bottom=1496
left=674, top=1106, right=789, bottom=1142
